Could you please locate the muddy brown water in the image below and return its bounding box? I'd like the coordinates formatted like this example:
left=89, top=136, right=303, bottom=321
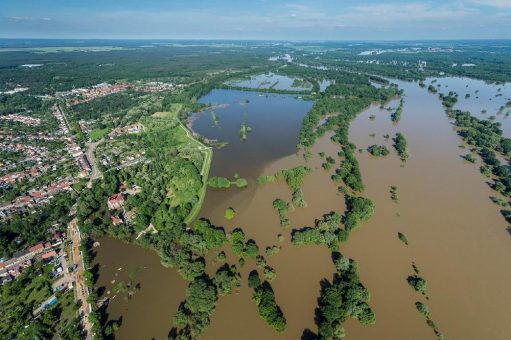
left=94, top=82, right=511, bottom=339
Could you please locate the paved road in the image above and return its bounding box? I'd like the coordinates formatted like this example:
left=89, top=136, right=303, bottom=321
left=68, top=219, right=93, bottom=340
left=85, top=139, right=102, bottom=188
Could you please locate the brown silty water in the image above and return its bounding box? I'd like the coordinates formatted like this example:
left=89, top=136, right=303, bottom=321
left=94, top=80, right=511, bottom=340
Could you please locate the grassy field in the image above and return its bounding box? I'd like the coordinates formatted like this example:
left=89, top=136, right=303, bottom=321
left=152, top=103, right=183, bottom=119
left=153, top=104, right=212, bottom=224
left=90, top=128, right=110, bottom=141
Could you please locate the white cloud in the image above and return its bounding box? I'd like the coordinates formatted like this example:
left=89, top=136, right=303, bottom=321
left=8, top=16, right=52, bottom=22
left=2, top=1, right=510, bottom=40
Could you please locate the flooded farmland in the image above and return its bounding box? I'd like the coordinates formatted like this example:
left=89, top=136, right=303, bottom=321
left=94, top=77, right=511, bottom=340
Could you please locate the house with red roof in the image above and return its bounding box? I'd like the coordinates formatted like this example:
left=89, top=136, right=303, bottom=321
left=111, top=215, right=123, bottom=226
left=107, top=193, right=125, bottom=210
left=42, top=250, right=57, bottom=260
left=28, top=243, right=45, bottom=255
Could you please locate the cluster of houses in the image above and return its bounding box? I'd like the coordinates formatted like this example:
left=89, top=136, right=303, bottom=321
left=78, top=120, right=95, bottom=135
left=0, top=86, right=29, bottom=95
left=107, top=184, right=141, bottom=226
left=0, top=165, right=44, bottom=188
left=0, top=129, right=64, bottom=142
left=52, top=104, right=70, bottom=135
left=0, top=177, right=74, bottom=219
left=137, top=81, right=180, bottom=93
left=0, top=142, right=49, bottom=164
left=51, top=105, right=91, bottom=177
left=67, top=137, right=91, bottom=177
left=0, top=131, right=70, bottom=180
left=0, top=113, right=41, bottom=126
left=0, top=231, right=64, bottom=285
left=63, top=82, right=132, bottom=107
left=58, top=81, right=181, bottom=108
left=100, top=149, right=146, bottom=169
left=109, top=123, right=144, bottom=139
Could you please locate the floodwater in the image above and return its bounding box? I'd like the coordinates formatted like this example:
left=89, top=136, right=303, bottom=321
left=427, top=76, right=511, bottom=136
left=227, top=73, right=312, bottom=92
left=94, top=78, right=511, bottom=340
left=319, top=79, right=332, bottom=92
left=344, top=78, right=511, bottom=340
left=92, top=237, right=188, bottom=340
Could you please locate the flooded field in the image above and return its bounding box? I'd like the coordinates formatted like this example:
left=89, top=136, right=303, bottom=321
left=427, top=76, right=511, bottom=136
left=94, top=78, right=511, bottom=339
left=344, top=79, right=511, bottom=339
left=227, top=73, right=312, bottom=92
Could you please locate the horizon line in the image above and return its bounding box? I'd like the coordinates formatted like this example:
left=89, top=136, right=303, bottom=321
left=0, top=37, right=511, bottom=43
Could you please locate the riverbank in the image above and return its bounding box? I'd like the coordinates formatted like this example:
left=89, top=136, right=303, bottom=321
left=152, top=104, right=213, bottom=225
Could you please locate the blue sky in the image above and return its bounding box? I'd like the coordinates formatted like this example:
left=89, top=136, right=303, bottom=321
left=1, top=0, right=510, bottom=40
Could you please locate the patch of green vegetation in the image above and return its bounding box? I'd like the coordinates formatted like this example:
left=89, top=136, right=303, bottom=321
left=412, top=262, right=420, bottom=274
left=213, top=264, right=241, bottom=296
left=393, top=132, right=409, bottom=161
left=257, top=175, right=276, bottom=185
left=491, top=196, right=510, bottom=208
left=310, top=253, right=375, bottom=339
left=275, top=166, right=312, bottom=208
left=272, top=198, right=293, bottom=228
left=292, top=212, right=344, bottom=250
left=407, top=275, right=428, bottom=295
left=216, top=251, right=226, bottom=262
left=235, top=178, right=248, bottom=188
left=90, top=127, right=110, bottom=141
left=390, top=186, right=399, bottom=202
left=209, top=176, right=248, bottom=189
left=211, top=111, right=220, bottom=126
left=263, top=266, right=277, bottom=281
left=248, top=270, right=261, bottom=289
left=463, top=153, right=477, bottom=163
left=367, top=144, right=390, bottom=157
left=251, top=281, right=287, bottom=333
left=172, top=276, right=218, bottom=338
left=391, top=98, right=404, bottom=123
left=343, top=195, right=375, bottom=233
left=239, top=120, right=252, bottom=141
left=228, top=228, right=260, bottom=260
left=398, top=232, right=408, bottom=246
left=415, top=301, right=430, bottom=317
left=335, top=145, right=364, bottom=192
left=291, top=78, right=311, bottom=89
left=265, top=245, right=281, bottom=257
left=322, top=156, right=336, bottom=170
left=292, top=194, right=373, bottom=249
left=224, top=207, right=236, bottom=220
left=209, top=176, right=231, bottom=188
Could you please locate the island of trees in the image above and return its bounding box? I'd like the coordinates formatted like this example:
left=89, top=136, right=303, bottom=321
left=393, top=132, right=409, bottom=161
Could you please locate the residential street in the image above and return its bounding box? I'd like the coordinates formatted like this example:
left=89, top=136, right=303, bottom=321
left=68, top=218, right=93, bottom=340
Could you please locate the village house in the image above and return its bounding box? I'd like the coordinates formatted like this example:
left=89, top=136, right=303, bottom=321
left=124, top=210, right=136, bottom=224
left=42, top=250, right=58, bottom=261
left=107, top=193, right=125, bottom=210
left=111, top=215, right=123, bottom=226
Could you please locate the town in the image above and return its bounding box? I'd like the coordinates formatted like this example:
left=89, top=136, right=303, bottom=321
left=0, top=76, right=183, bottom=338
